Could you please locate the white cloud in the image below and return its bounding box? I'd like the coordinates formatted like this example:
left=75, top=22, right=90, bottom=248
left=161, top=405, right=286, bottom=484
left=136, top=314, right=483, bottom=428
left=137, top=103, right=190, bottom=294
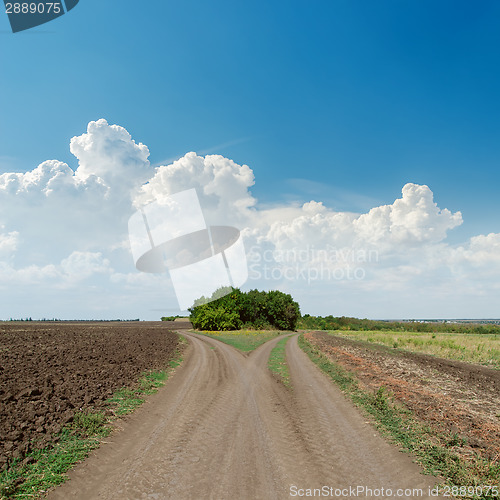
left=0, top=119, right=152, bottom=269
left=0, top=118, right=498, bottom=319
left=0, top=250, right=112, bottom=287
left=249, top=183, right=463, bottom=267
left=353, top=183, right=462, bottom=245
left=0, top=228, right=19, bottom=258
left=61, top=251, right=112, bottom=279
left=134, top=151, right=256, bottom=226
left=460, top=233, right=500, bottom=266
left=71, top=119, right=151, bottom=194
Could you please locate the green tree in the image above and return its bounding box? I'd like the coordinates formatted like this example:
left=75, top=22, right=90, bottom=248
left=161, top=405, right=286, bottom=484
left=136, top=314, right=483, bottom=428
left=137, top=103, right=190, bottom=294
left=188, top=287, right=301, bottom=331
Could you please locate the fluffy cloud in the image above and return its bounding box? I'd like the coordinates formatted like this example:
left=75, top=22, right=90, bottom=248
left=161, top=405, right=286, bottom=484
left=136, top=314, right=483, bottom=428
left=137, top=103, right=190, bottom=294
left=460, top=233, right=500, bottom=266
left=0, top=228, right=19, bottom=258
left=134, top=152, right=256, bottom=226
left=0, top=119, right=150, bottom=203
left=252, top=183, right=462, bottom=260
left=0, top=160, right=76, bottom=197
left=71, top=119, right=151, bottom=195
left=353, top=183, right=462, bottom=245
left=0, top=120, right=151, bottom=268
left=0, top=118, right=499, bottom=318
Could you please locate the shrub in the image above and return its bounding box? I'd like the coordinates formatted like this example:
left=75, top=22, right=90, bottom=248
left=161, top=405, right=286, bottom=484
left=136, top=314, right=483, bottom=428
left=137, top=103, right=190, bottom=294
left=189, top=287, right=301, bottom=331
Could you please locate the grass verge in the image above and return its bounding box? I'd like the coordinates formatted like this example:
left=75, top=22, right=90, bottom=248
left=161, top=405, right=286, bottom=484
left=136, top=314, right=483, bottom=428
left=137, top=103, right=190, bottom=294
left=0, top=336, right=187, bottom=500
left=198, top=329, right=283, bottom=352
left=268, top=336, right=291, bottom=387
left=298, top=334, right=500, bottom=500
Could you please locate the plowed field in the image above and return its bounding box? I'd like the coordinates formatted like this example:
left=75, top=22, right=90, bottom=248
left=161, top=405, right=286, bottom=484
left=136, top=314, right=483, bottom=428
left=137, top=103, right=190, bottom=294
left=0, top=322, right=181, bottom=470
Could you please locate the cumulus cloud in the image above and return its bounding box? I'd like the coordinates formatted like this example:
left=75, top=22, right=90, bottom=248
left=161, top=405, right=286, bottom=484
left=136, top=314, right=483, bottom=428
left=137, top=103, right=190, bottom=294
left=134, top=151, right=256, bottom=226
left=461, top=233, right=500, bottom=266
left=0, top=228, right=19, bottom=258
left=353, top=183, right=463, bottom=245
left=71, top=119, right=151, bottom=195
left=251, top=183, right=462, bottom=265
left=0, top=119, right=150, bottom=203
left=0, top=119, right=152, bottom=269
left=0, top=118, right=498, bottom=318
left=0, top=160, right=76, bottom=197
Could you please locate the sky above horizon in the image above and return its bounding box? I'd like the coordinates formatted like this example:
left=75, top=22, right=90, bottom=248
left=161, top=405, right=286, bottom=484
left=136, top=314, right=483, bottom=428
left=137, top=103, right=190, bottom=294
left=1, top=1, right=500, bottom=320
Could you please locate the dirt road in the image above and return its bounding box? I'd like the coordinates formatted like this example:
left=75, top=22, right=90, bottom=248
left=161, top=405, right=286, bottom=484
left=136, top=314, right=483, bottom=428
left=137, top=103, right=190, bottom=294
left=48, top=333, right=440, bottom=499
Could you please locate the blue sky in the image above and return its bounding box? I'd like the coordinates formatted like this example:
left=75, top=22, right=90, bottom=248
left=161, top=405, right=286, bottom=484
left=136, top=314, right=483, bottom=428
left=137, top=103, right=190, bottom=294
left=1, top=1, right=500, bottom=319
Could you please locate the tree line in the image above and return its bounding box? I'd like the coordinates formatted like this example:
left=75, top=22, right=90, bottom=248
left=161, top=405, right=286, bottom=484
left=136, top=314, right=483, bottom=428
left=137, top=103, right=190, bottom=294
left=298, top=314, right=500, bottom=334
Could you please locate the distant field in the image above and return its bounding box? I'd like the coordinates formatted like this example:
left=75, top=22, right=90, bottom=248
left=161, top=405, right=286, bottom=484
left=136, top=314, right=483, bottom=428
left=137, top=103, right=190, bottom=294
left=328, top=330, right=500, bottom=369
left=198, top=330, right=283, bottom=352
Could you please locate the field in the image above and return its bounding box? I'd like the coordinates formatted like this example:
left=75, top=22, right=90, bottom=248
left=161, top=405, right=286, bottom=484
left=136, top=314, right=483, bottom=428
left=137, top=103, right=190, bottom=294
left=0, top=322, right=182, bottom=479
left=331, top=329, right=500, bottom=369
left=2, top=323, right=498, bottom=499
left=199, top=329, right=283, bottom=351
left=302, top=331, right=500, bottom=496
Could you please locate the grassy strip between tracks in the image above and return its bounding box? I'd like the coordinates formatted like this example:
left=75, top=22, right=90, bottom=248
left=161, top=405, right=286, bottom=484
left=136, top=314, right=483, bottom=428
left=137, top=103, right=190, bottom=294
left=298, top=334, right=500, bottom=500
left=0, top=336, right=187, bottom=500
left=198, top=329, right=283, bottom=352
left=267, top=336, right=291, bottom=387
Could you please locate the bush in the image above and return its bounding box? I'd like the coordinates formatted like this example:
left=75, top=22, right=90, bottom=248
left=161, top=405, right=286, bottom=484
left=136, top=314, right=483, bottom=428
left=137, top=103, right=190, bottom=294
left=191, top=306, right=242, bottom=331
left=189, top=287, right=301, bottom=331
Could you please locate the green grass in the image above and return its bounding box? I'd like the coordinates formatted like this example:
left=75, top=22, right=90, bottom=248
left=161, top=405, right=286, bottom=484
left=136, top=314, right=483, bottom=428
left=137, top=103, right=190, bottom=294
left=324, top=330, right=500, bottom=369
left=0, top=428, right=108, bottom=499
left=0, top=337, right=187, bottom=500
left=106, top=371, right=170, bottom=416
left=199, top=329, right=283, bottom=352
left=298, top=334, right=500, bottom=500
left=268, top=336, right=291, bottom=387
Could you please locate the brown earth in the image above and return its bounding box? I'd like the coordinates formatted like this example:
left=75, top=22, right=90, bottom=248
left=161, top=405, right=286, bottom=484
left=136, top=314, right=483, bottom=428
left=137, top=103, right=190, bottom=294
left=0, top=322, right=182, bottom=470
left=47, top=333, right=441, bottom=499
left=304, top=331, right=500, bottom=464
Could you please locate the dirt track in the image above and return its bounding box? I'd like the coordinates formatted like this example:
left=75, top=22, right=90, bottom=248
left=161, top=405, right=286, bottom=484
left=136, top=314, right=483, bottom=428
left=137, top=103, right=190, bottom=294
left=48, top=333, right=440, bottom=499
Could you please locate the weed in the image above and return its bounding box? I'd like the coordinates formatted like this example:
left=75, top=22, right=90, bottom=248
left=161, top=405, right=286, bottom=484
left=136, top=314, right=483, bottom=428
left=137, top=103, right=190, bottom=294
left=72, top=410, right=108, bottom=436
left=373, top=386, right=390, bottom=412
left=107, top=387, right=145, bottom=415
left=448, top=433, right=466, bottom=447
left=268, top=336, right=291, bottom=387
left=0, top=424, right=106, bottom=499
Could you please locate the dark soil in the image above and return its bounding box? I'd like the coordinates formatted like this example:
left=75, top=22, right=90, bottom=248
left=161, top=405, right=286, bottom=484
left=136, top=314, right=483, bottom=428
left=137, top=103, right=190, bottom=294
left=305, top=331, right=500, bottom=463
left=0, top=322, right=181, bottom=470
